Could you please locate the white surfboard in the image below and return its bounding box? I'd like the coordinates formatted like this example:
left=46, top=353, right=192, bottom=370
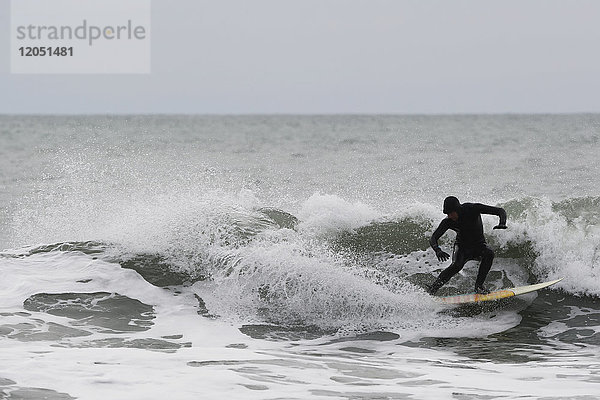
left=437, top=278, right=563, bottom=305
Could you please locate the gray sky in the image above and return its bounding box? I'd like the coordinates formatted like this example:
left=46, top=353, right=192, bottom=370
left=2, top=0, right=600, bottom=114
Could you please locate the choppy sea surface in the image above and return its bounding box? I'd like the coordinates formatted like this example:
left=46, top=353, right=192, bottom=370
left=1, top=114, right=600, bottom=399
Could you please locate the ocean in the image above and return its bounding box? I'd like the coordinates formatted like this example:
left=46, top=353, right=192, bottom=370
left=1, top=114, right=599, bottom=399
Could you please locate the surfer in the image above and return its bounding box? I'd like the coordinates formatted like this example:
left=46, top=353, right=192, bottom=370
left=427, top=196, right=507, bottom=295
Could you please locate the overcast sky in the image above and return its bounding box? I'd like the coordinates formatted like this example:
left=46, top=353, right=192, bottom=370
left=2, top=0, right=600, bottom=114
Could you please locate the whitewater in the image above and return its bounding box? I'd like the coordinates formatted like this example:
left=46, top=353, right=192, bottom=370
left=1, top=114, right=599, bottom=399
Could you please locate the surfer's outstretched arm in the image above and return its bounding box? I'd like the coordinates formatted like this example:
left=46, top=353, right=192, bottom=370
left=473, top=203, right=507, bottom=229
left=430, top=219, right=451, bottom=261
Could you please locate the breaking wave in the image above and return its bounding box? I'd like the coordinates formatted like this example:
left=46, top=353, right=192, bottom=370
left=5, top=190, right=600, bottom=336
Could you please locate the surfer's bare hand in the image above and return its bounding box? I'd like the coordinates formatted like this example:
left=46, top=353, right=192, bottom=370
left=436, top=249, right=450, bottom=262
left=493, top=224, right=507, bottom=230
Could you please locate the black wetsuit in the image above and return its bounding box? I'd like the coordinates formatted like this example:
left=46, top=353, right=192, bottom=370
left=429, top=203, right=507, bottom=291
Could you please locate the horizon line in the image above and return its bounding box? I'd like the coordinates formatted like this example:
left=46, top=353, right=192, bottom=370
left=1, top=111, right=600, bottom=117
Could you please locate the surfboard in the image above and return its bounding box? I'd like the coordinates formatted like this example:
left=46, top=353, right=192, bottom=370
left=437, top=278, right=563, bottom=305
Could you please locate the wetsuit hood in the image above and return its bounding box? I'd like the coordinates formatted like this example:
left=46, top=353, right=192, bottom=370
left=443, top=196, right=461, bottom=214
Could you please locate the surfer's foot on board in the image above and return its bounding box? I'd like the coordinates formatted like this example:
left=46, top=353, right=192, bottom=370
left=475, top=285, right=490, bottom=295
left=426, top=279, right=445, bottom=295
